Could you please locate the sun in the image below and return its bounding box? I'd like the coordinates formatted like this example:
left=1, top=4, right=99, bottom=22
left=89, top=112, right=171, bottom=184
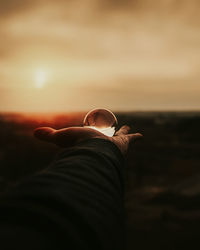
left=35, top=70, right=47, bottom=88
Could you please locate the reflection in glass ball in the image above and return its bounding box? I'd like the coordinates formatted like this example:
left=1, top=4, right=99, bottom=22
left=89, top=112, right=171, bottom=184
left=83, top=108, right=118, bottom=137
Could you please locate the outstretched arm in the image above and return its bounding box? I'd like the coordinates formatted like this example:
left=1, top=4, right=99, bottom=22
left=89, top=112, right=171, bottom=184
left=0, top=126, right=142, bottom=250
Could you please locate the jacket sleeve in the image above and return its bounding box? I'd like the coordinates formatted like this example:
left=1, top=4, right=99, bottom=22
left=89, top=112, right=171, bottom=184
left=0, top=138, right=125, bottom=250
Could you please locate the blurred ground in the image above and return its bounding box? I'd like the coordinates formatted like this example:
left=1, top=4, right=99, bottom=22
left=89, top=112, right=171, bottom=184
left=0, top=111, right=200, bottom=250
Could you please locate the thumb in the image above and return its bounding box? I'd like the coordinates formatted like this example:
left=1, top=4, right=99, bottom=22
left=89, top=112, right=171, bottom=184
left=127, top=133, right=143, bottom=142
left=34, top=127, right=56, bottom=142
left=115, top=125, right=130, bottom=136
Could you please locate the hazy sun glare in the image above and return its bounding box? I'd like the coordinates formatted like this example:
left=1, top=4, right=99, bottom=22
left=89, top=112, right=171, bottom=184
left=35, top=70, right=47, bottom=89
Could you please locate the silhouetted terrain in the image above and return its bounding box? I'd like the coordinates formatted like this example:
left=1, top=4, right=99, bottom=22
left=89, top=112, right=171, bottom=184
left=0, top=111, right=200, bottom=250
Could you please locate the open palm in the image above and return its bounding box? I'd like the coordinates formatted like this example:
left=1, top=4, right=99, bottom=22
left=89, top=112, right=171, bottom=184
left=34, top=125, right=142, bottom=155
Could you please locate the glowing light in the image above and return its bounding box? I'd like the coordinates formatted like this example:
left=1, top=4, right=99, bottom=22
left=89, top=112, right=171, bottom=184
left=83, top=108, right=117, bottom=137
left=84, top=126, right=116, bottom=137
left=35, top=70, right=47, bottom=88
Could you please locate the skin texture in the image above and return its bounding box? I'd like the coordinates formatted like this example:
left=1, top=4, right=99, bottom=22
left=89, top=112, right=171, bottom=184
left=34, top=125, right=143, bottom=155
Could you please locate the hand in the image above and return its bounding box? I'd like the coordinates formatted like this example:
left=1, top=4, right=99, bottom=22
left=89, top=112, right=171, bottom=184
left=34, top=125, right=142, bottom=155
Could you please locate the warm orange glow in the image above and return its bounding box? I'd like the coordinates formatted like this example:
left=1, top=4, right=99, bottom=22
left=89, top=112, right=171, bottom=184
left=0, top=1, right=199, bottom=112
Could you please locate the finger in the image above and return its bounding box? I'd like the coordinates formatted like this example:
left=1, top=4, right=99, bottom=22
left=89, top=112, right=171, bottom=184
left=127, top=133, right=143, bottom=142
left=115, top=125, right=130, bottom=136
left=34, top=127, right=56, bottom=142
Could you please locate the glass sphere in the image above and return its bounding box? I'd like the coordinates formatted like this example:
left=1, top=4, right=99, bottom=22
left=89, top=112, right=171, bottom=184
left=83, top=108, right=118, bottom=137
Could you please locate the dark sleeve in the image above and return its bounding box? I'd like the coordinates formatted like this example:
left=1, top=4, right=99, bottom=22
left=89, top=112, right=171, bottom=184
left=0, top=138, right=125, bottom=250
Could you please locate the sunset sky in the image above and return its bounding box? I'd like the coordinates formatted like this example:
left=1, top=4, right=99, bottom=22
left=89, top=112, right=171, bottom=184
left=0, top=0, right=200, bottom=112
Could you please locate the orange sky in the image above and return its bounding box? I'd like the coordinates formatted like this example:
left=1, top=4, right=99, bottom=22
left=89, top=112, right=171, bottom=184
left=0, top=0, right=200, bottom=112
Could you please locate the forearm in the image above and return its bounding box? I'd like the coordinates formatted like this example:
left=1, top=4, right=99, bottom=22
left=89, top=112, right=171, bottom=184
left=47, top=138, right=125, bottom=249
left=0, top=138, right=125, bottom=250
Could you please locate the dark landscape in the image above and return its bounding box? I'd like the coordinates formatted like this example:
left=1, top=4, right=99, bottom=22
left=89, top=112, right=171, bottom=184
left=0, top=111, right=200, bottom=250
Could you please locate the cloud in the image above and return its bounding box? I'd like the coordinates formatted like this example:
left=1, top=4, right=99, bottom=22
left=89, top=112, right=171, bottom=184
left=0, top=0, right=37, bottom=18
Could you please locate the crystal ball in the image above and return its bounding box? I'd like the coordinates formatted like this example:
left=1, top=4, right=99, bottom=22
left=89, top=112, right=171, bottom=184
left=83, top=108, right=118, bottom=137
